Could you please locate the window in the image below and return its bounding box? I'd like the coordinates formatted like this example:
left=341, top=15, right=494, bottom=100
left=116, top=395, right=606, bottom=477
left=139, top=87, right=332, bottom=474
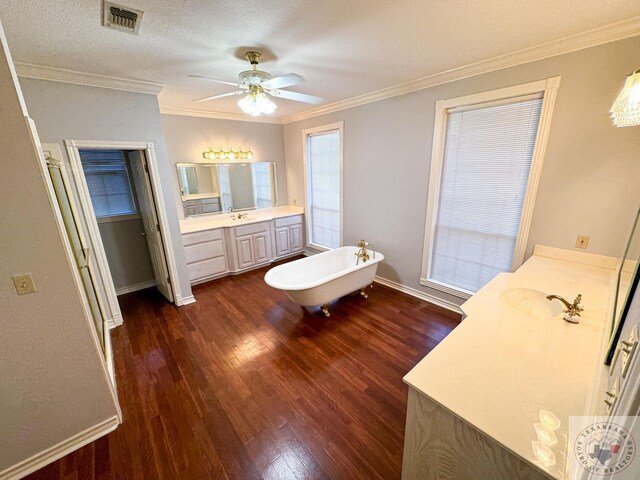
left=303, top=122, right=343, bottom=250
left=79, top=149, right=138, bottom=220
left=421, top=78, right=560, bottom=297
left=252, top=162, right=274, bottom=208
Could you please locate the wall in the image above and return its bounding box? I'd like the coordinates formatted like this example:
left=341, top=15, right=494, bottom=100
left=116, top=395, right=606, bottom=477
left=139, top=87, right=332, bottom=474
left=161, top=114, right=286, bottom=218
left=0, top=25, right=118, bottom=475
left=98, top=218, right=155, bottom=291
left=284, top=36, right=640, bottom=308
left=18, top=78, right=194, bottom=305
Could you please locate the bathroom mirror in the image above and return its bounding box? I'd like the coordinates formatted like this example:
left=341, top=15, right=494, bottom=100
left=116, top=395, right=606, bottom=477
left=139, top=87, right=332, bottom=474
left=606, top=206, right=640, bottom=364
left=176, top=162, right=277, bottom=217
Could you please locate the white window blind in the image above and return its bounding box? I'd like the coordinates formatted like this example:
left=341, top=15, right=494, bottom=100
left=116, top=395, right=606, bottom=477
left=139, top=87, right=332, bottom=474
left=428, top=95, right=543, bottom=294
left=307, top=130, right=340, bottom=249
left=79, top=149, right=137, bottom=219
left=252, top=163, right=273, bottom=208
left=217, top=165, right=232, bottom=212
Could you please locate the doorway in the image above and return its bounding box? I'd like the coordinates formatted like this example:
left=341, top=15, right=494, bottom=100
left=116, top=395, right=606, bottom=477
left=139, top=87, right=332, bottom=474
left=63, top=140, right=184, bottom=328
left=77, top=148, right=173, bottom=302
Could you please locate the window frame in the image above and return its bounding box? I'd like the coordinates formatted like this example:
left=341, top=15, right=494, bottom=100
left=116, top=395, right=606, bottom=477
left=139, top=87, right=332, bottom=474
left=420, top=77, right=561, bottom=299
left=302, top=121, right=344, bottom=251
left=80, top=149, right=141, bottom=223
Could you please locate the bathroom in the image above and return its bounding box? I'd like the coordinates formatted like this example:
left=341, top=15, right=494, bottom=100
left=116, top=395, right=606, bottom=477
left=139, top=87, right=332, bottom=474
left=2, top=3, right=640, bottom=480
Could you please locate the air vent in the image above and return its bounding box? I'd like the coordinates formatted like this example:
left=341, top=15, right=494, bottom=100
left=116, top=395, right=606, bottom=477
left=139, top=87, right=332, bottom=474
left=102, top=1, right=143, bottom=35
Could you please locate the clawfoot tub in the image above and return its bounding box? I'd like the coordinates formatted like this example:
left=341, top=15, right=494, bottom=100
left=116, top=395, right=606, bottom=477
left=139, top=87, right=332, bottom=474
left=264, top=246, right=384, bottom=316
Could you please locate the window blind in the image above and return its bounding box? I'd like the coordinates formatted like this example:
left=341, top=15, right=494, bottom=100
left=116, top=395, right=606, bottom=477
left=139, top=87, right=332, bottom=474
left=429, top=96, right=543, bottom=294
left=79, top=149, right=137, bottom=218
left=307, top=131, right=340, bottom=249
left=217, top=165, right=233, bottom=212
left=252, top=163, right=273, bottom=208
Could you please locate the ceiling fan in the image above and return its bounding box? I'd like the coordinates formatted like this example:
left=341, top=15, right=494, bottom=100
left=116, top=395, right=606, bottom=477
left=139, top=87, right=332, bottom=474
left=190, top=51, right=323, bottom=116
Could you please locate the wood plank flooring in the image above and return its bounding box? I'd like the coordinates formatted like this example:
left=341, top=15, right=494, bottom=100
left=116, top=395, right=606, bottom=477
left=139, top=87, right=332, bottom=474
left=26, top=257, right=460, bottom=480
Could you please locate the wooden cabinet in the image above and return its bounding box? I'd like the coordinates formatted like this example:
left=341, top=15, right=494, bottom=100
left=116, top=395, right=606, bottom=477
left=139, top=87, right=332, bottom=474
left=182, top=228, right=228, bottom=284
left=227, top=221, right=273, bottom=272
left=181, top=213, right=304, bottom=285
left=273, top=215, right=304, bottom=259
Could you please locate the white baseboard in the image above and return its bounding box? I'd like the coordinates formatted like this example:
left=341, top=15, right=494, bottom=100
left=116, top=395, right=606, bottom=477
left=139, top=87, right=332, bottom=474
left=115, top=279, right=157, bottom=296
left=0, top=416, right=120, bottom=480
left=374, top=275, right=463, bottom=315
left=107, top=311, right=123, bottom=330
left=175, top=294, right=196, bottom=306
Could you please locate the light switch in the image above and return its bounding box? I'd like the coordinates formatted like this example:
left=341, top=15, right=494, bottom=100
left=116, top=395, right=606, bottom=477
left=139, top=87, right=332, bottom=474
left=12, top=274, right=37, bottom=295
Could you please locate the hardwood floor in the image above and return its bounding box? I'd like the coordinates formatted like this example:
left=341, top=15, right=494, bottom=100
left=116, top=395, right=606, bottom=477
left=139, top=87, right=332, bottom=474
left=26, top=257, right=460, bottom=480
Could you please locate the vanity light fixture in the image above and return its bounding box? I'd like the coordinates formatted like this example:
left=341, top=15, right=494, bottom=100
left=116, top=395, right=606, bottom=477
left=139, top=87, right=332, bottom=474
left=202, top=146, right=254, bottom=161
left=611, top=68, right=640, bottom=127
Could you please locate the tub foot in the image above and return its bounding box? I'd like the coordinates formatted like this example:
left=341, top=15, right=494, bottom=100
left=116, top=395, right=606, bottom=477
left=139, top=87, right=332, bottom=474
left=321, top=304, right=331, bottom=317
left=360, top=288, right=369, bottom=299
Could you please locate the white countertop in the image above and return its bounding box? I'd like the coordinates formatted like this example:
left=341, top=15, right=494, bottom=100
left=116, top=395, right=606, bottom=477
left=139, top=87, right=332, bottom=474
left=180, top=205, right=304, bottom=234
left=403, top=246, right=616, bottom=479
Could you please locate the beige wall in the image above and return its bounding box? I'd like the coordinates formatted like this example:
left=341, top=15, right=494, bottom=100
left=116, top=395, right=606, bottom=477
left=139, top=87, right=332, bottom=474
left=284, top=36, right=640, bottom=307
left=98, top=218, right=155, bottom=291
left=0, top=26, right=118, bottom=473
left=18, top=78, right=193, bottom=304
left=161, top=114, right=286, bottom=218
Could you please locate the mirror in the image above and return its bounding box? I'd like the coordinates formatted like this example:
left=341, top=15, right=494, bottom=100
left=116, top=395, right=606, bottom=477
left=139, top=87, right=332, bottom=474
left=177, top=162, right=277, bottom=217
left=606, top=206, right=640, bottom=364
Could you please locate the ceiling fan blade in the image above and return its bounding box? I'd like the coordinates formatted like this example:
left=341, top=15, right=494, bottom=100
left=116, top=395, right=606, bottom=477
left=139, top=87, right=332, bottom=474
left=269, top=89, right=323, bottom=105
left=193, top=91, right=245, bottom=103
left=189, top=75, right=243, bottom=88
left=262, top=73, right=305, bottom=90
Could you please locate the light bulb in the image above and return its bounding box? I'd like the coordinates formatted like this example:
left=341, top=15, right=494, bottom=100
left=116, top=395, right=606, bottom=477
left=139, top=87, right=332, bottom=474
left=237, top=91, right=277, bottom=116
left=611, top=69, right=640, bottom=127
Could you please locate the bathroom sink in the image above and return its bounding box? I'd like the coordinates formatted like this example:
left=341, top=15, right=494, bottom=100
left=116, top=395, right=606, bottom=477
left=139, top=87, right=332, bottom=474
left=499, top=288, right=564, bottom=318
left=231, top=216, right=256, bottom=222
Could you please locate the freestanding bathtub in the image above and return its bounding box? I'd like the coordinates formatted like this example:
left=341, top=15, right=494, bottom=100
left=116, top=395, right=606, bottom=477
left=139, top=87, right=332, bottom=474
left=264, top=246, right=384, bottom=316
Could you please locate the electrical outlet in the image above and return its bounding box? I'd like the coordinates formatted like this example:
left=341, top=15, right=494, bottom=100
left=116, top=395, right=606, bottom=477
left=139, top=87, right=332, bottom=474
left=576, top=235, right=590, bottom=249
left=12, top=274, right=37, bottom=295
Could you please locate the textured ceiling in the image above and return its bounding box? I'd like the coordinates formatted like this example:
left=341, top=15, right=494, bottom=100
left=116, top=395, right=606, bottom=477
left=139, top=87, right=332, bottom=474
left=2, top=0, right=640, bottom=119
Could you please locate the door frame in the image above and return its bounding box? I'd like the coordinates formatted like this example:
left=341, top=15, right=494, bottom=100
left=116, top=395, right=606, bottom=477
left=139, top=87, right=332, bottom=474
left=64, top=140, right=183, bottom=324
left=36, top=139, right=121, bottom=419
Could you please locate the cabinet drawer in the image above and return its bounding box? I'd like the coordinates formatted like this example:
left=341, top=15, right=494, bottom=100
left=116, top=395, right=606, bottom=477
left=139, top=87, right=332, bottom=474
left=273, top=215, right=302, bottom=228
left=184, top=239, right=225, bottom=264
left=182, top=228, right=223, bottom=246
left=187, top=257, right=227, bottom=282
left=233, top=221, right=270, bottom=237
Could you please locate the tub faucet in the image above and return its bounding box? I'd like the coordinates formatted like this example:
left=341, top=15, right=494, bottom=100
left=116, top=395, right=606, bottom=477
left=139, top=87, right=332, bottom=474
left=356, top=240, right=371, bottom=265
left=546, top=293, right=583, bottom=323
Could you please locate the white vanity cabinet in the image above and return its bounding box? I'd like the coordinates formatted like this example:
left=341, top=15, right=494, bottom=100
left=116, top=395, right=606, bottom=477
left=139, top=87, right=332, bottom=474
left=226, top=221, right=273, bottom=272
left=180, top=209, right=305, bottom=286
left=272, top=215, right=303, bottom=258
left=182, top=228, right=228, bottom=284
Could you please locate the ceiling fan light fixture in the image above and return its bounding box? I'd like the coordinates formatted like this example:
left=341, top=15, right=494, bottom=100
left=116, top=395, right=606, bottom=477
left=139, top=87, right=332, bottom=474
left=237, top=89, right=277, bottom=116
left=611, top=68, right=640, bottom=127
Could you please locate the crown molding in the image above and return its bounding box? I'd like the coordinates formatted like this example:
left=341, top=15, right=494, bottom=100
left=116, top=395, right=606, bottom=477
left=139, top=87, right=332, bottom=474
left=281, top=15, right=640, bottom=124
left=14, top=62, right=164, bottom=95
left=159, top=105, right=284, bottom=124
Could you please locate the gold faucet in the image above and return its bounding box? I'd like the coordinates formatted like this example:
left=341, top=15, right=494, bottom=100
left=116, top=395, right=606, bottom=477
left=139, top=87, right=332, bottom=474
left=547, top=293, right=583, bottom=323
left=355, top=240, right=371, bottom=265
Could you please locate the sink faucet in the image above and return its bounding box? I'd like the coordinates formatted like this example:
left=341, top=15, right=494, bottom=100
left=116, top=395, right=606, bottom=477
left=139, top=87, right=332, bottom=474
left=355, top=240, right=372, bottom=265
left=546, top=293, right=583, bottom=323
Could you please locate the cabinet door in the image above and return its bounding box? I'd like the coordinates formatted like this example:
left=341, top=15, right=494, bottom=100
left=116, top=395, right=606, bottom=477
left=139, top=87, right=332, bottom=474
left=235, top=235, right=255, bottom=268
left=274, top=226, right=290, bottom=257
left=289, top=224, right=303, bottom=252
left=253, top=233, right=270, bottom=264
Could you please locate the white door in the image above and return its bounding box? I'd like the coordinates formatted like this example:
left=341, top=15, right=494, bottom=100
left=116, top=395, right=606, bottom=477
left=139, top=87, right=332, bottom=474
left=128, top=150, right=174, bottom=302
left=275, top=227, right=290, bottom=257
left=236, top=235, right=255, bottom=268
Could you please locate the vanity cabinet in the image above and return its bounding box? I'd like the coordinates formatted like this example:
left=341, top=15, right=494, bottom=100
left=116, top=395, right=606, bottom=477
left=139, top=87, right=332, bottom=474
left=180, top=211, right=304, bottom=286
left=183, top=228, right=228, bottom=284
left=273, top=216, right=304, bottom=258
left=227, top=221, right=273, bottom=272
